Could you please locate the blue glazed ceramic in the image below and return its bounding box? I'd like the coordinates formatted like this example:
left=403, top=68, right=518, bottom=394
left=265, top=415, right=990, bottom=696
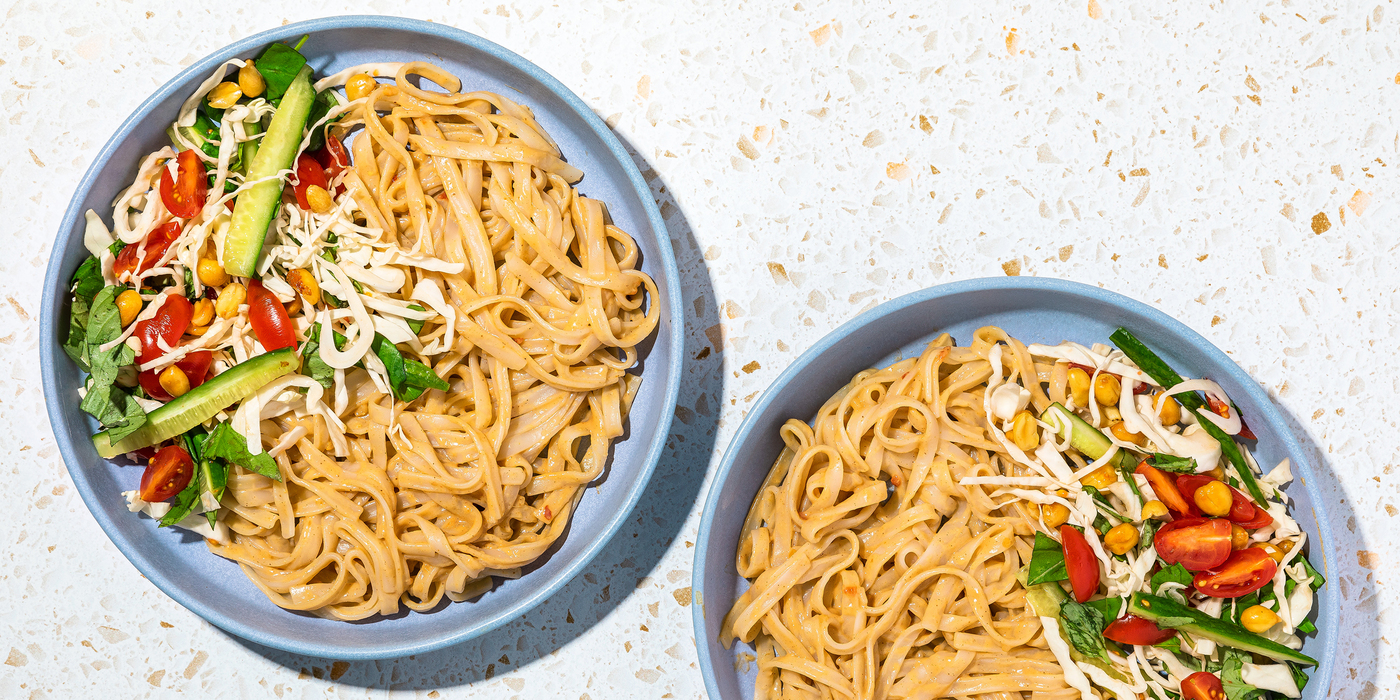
left=39, top=16, right=682, bottom=660
left=692, top=277, right=1336, bottom=699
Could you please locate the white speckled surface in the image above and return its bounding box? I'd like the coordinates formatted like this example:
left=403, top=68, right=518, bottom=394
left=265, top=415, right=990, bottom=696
left=1, top=2, right=1396, bottom=698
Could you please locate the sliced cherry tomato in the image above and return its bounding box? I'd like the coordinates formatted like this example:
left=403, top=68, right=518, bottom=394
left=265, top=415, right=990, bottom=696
left=158, top=149, right=208, bottom=218
left=113, top=221, right=183, bottom=280
left=1136, top=462, right=1198, bottom=517
left=311, top=135, right=349, bottom=180
left=1102, top=614, right=1177, bottom=646
left=246, top=279, right=296, bottom=351
left=1154, top=517, right=1232, bottom=572
left=1193, top=548, right=1278, bottom=598
left=139, top=444, right=194, bottom=502
left=291, top=153, right=328, bottom=210
left=1060, top=525, right=1099, bottom=603
left=133, top=294, right=194, bottom=365
left=1180, top=671, right=1226, bottom=700
left=1223, top=484, right=1274, bottom=529
left=137, top=350, right=214, bottom=401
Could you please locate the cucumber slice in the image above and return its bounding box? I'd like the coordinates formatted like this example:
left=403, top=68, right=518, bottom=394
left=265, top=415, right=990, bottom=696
left=93, top=348, right=297, bottom=458
left=220, top=65, right=315, bottom=277
left=1042, top=403, right=1139, bottom=468
left=1127, top=592, right=1317, bottom=666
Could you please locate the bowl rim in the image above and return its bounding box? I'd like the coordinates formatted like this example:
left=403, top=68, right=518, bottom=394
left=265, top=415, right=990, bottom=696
left=39, top=15, right=683, bottom=659
left=690, top=276, right=1337, bottom=699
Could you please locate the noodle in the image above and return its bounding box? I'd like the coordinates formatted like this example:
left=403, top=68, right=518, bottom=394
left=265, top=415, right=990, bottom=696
left=205, top=62, right=657, bottom=620
left=722, top=328, right=1079, bottom=700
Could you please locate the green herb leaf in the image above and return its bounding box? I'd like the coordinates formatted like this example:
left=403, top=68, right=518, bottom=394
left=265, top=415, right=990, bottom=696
left=1151, top=563, right=1194, bottom=594
left=305, top=90, right=340, bottom=152
left=1299, top=555, right=1325, bottom=591
left=159, top=471, right=203, bottom=527
left=62, top=292, right=92, bottom=371
left=202, top=422, right=280, bottom=481
left=77, top=286, right=147, bottom=441
left=1149, top=453, right=1199, bottom=473
left=1084, top=596, right=1125, bottom=622
left=71, top=256, right=104, bottom=303
left=255, top=39, right=309, bottom=101
left=1295, top=618, right=1316, bottom=634
left=1027, top=531, right=1069, bottom=585
left=1219, top=648, right=1266, bottom=700
left=1082, top=485, right=1130, bottom=523
left=1287, top=662, right=1310, bottom=697
left=404, top=358, right=449, bottom=391
left=1058, top=598, right=1109, bottom=662
left=371, top=333, right=409, bottom=395
left=1140, top=517, right=1161, bottom=550
left=406, top=303, right=427, bottom=334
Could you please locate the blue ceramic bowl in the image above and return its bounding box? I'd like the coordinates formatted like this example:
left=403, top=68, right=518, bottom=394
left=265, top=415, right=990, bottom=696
left=692, top=277, right=1337, bottom=699
left=39, top=16, right=682, bottom=659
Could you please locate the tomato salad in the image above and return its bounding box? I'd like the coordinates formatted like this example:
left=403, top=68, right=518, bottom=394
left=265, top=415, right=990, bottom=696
left=61, top=37, right=453, bottom=540
left=982, top=329, right=1323, bottom=700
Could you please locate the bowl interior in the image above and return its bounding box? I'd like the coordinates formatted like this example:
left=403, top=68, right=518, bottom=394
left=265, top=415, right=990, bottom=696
left=41, top=17, right=679, bottom=659
left=693, top=278, right=1336, bottom=699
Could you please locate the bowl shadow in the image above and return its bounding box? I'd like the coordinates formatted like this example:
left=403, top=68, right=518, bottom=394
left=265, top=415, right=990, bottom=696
left=1272, top=400, right=1380, bottom=696
left=228, top=130, right=725, bottom=689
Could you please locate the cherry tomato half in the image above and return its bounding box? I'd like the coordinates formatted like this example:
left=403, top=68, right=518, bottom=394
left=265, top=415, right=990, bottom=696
left=158, top=149, right=208, bottom=218
left=246, top=279, right=296, bottom=351
left=1136, top=462, right=1199, bottom=517
left=1193, top=547, right=1278, bottom=598
left=1180, top=671, right=1226, bottom=700
left=311, top=135, right=349, bottom=180
left=133, top=294, right=194, bottom=365
left=139, top=444, right=194, bottom=502
left=1102, top=614, right=1177, bottom=646
left=1154, top=517, right=1232, bottom=572
left=1060, top=525, right=1099, bottom=603
left=113, top=221, right=183, bottom=280
left=138, top=350, right=214, bottom=401
left=1225, top=484, right=1274, bottom=529
left=292, top=153, right=328, bottom=210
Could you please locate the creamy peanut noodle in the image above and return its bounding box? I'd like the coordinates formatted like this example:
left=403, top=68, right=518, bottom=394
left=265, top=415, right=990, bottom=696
left=61, top=35, right=657, bottom=619
left=723, top=327, right=1321, bottom=700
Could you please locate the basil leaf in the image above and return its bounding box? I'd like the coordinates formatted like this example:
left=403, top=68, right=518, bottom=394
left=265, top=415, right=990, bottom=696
left=255, top=38, right=309, bottom=101
left=1082, top=485, right=1130, bottom=523
left=1219, top=648, right=1266, bottom=700
left=1299, top=555, right=1325, bottom=591
left=1027, top=531, right=1069, bottom=585
left=1151, top=563, right=1194, bottom=594
left=1058, top=598, right=1109, bottom=662
left=305, top=90, right=339, bottom=152
left=1084, top=596, right=1125, bottom=622
left=371, top=333, right=409, bottom=396
left=77, top=286, right=146, bottom=441
left=202, top=422, right=280, bottom=481
left=159, top=470, right=203, bottom=528
left=62, top=292, right=92, bottom=371
left=404, top=359, right=449, bottom=391
left=406, top=303, right=427, bottom=334
left=71, top=256, right=104, bottom=303
left=1149, top=453, right=1199, bottom=473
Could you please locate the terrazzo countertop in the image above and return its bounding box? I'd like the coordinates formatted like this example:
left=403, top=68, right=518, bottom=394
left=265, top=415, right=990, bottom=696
left=2, top=1, right=1397, bottom=698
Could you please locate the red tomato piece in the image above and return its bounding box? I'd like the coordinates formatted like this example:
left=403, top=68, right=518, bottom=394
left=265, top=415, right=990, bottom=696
left=292, top=153, right=328, bottom=210
left=1136, top=462, right=1199, bottom=517
left=1223, top=484, right=1274, bottom=529
left=1154, top=518, right=1233, bottom=572
left=1193, top=548, right=1278, bottom=598
left=1059, top=525, right=1099, bottom=603
left=137, top=350, right=214, bottom=401
left=1102, top=614, right=1177, bottom=646
left=158, top=149, right=208, bottom=218
left=139, top=444, right=194, bottom=502
left=246, top=279, right=296, bottom=351
left=133, top=294, right=194, bottom=365
left=113, top=221, right=183, bottom=280
left=311, top=135, right=349, bottom=180
left=1181, top=671, right=1226, bottom=700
